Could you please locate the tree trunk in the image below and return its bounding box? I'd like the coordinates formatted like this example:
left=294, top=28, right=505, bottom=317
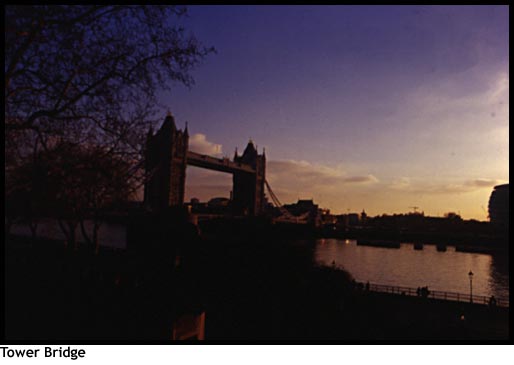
left=93, top=221, right=101, bottom=255
left=5, top=217, right=13, bottom=237
left=69, top=221, right=78, bottom=250
left=80, top=220, right=93, bottom=246
left=58, top=219, right=69, bottom=248
left=58, top=219, right=77, bottom=249
left=29, top=220, right=38, bottom=242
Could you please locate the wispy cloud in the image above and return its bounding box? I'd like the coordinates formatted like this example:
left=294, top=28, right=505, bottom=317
left=184, top=154, right=504, bottom=220
left=186, top=184, right=232, bottom=192
left=464, top=178, right=504, bottom=188
left=390, top=177, right=411, bottom=190
left=185, top=158, right=379, bottom=205
left=185, top=168, right=232, bottom=201
left=388, top=177, right=505, bottom=195
left=344, top=175, right=379, bottom=183
left=189, top=133, right=223, bottom=156
left=267, top=159, right=378, bottom=188
left=264, top=159, right=380, bottom=208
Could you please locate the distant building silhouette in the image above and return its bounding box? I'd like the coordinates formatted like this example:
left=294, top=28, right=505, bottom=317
left=335, top=212, right=362, bottom=230
left=488, top=184, right=509, bottom=234
left=360, top=209, right=368, bottom=224
left=208, top=197, right=230, bottom=208
left=444, top=212, right=462, bottom=221
left=283, top=199, right=317, bottom=216
left=283, top=199, right=323, bottom=226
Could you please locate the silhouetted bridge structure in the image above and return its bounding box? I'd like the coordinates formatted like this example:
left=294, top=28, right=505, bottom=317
left=144, top=114, right=266, bottom=216
left=187, top=151, right=256, bottom=174
left=143, top=114, right=320, bottom=225
left=356, top=282, right=509, bottom=308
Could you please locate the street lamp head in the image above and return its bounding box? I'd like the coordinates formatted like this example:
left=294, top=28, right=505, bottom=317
left=468, top=270, right=474, bottom=279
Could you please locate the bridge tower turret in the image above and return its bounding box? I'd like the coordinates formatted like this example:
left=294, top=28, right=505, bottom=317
left=144, top=113, right=189, bottom=212
left=232, top=140, right=266, bottom=216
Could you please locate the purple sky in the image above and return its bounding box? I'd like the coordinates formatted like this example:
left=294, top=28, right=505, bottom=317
left=158, top=5, right=509, bottom=220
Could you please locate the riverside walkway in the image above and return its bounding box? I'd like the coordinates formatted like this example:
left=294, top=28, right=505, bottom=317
left=356, top=282, right=509, bottom=308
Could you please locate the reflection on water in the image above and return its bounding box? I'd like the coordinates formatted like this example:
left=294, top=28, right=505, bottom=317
left=11, top=222, right=509, bottom=303
left=315, top=239, right=509, bottom=302
left=10, top=219, right=126, bottom=249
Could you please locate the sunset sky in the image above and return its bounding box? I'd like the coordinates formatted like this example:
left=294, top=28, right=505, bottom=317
left=159, top=5, right=508, bottom=220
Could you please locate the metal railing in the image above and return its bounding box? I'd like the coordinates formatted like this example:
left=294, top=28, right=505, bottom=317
left=356, top=282, right=509, bottom=308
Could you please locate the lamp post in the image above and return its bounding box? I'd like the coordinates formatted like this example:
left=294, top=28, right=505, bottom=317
left=468, top=270, right=474, bottom=303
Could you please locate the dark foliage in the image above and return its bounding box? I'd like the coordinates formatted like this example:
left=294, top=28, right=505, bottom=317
left=5, top=5, right=214, bottom=161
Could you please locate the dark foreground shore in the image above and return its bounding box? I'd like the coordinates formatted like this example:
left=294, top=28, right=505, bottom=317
left=4, top=233, right=509, bottom=342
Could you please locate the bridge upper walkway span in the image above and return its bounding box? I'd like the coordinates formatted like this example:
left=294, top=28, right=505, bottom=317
left=187, top=151, right=256, bottom=174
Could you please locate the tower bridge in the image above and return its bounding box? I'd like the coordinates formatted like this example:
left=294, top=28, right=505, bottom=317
left=144, top=114, right=266, bottom=216
left=187, top=151, right=256, bottom=174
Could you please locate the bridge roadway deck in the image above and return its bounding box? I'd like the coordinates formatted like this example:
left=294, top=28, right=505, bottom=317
left=187, top=151, right=255, bottom=174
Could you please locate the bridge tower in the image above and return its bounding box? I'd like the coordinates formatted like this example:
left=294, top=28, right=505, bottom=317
left=232, top=140, right=266, bottom=216
left=144, top=113, right=189, bottom=212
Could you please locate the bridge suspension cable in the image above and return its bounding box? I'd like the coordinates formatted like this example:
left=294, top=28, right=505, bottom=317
left=264, top=180, right=309, bottom=223
left=264, top=179, right=283, bottom=207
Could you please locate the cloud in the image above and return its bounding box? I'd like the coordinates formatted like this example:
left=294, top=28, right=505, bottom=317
left=387, top=177, right=505, bottom=195
left=344, top=175, right=379, bottom=183
left=182, top=158, right=503, bottom=219
left=186, top=160, right=380, bottom=200
left=464, top=179, right=503, bottom=188
left=188, top=167, right=230, bottom=179
left=267, top=159, right=378, bottom=187
left=390, top=177, right=411, bottom=190
left=487, top=72, right=509, bottom=105
left=434, top=178, right=505, bottom=194
left=185, top=184, right=232, bottom=202
left=185, top=168, right=232, bottom=201
left=189, top=133, right=223, bottom=156
left=264, top=159, right=379, bottom=207
left=187, top=184, right=232, bottom=193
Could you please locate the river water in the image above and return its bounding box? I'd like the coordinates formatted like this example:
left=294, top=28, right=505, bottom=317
left=314, top=238, right=509, bottom=303
left=10, top=221, right=509, bottom=303
left=10, top=219, right=127, bottom=250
